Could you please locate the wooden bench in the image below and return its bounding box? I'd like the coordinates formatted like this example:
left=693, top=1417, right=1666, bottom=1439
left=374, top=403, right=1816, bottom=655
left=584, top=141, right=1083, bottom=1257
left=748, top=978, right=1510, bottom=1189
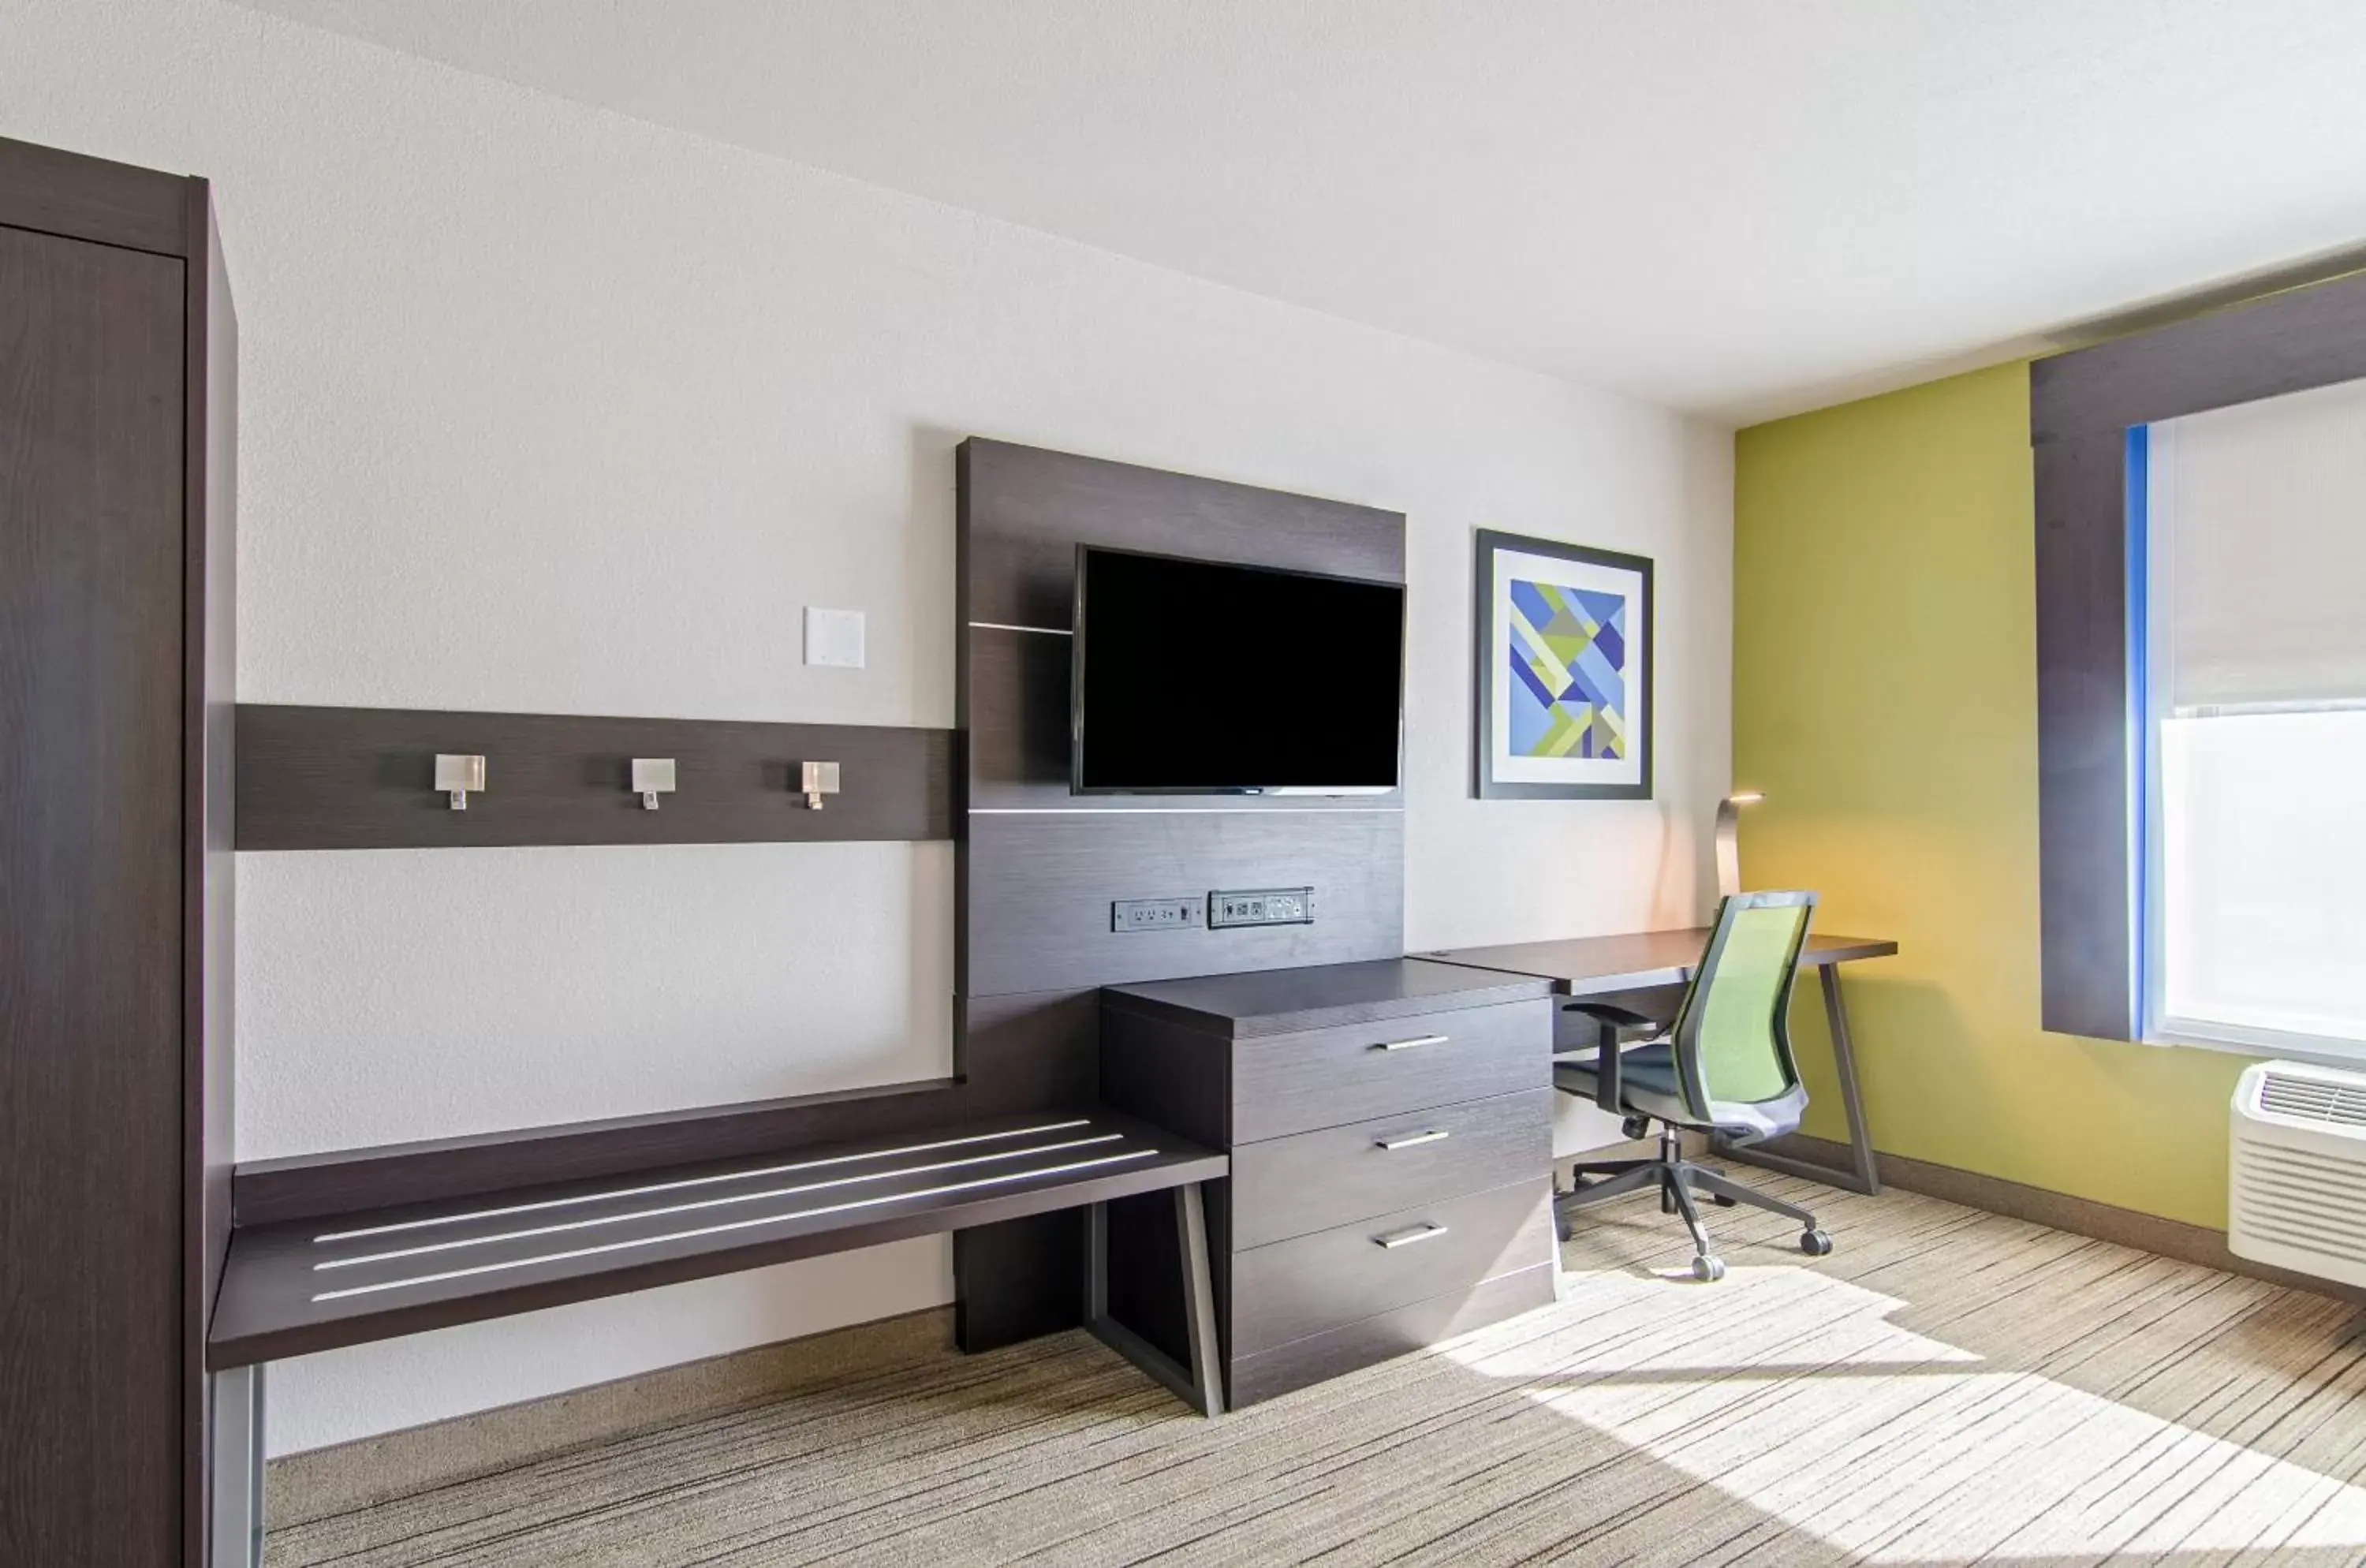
left=205, top=1107, right=1227, bottom=1563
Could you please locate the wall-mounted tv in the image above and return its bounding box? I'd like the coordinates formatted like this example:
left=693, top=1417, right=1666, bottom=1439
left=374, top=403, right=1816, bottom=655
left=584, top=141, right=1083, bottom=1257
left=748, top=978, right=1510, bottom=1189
left=1072, top=544, right=1405, bottom=794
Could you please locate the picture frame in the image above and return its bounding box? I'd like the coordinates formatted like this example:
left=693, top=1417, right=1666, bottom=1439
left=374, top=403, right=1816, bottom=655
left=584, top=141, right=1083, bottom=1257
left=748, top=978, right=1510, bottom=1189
left=1473, top=528, right=1655, bottom=800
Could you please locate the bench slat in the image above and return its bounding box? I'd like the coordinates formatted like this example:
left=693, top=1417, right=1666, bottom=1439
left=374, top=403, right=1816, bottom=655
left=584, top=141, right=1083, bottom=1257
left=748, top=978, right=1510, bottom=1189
left=208, top=1108, right=1223, bottom=1368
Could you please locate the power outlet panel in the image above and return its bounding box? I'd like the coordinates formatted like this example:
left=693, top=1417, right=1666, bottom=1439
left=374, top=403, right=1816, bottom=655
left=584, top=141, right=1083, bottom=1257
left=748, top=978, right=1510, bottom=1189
left=1113, top=898, right=1203, bottom=934
left=1208, top=887, right=1315, bottom=928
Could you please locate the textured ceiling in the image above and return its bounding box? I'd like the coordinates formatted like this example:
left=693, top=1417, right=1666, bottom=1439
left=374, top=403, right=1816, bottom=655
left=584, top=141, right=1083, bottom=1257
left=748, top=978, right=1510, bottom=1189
left=238, top=0, right=2366, bottom=422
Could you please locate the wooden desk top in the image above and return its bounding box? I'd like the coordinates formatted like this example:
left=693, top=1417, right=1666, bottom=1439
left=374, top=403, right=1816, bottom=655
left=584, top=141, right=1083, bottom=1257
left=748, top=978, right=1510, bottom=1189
left=1102, top=958, right=1554, bottom=1038
left=1420, top=928, right=1898, bottom=997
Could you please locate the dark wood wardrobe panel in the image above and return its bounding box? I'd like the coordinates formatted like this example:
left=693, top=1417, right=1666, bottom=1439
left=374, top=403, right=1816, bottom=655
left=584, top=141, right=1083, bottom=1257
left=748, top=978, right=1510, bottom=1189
left=0, top=135, right=190, bottom=257
left=187, top=185, right=238, bottom=1568
left=0, top=222, right=188, bottom=1567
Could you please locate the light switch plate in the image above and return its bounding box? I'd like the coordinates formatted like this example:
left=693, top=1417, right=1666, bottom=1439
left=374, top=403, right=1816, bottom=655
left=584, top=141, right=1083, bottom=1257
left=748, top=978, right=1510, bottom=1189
left=804, top=607, right=866, bottom=669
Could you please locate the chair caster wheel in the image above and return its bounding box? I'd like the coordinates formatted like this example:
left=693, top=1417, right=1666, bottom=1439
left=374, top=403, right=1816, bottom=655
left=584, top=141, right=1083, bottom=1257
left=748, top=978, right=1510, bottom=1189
left=1692, top=1254, right=1726, bottom=1282
left=1800, top=1228, right=1833, bottom=1256
left=1711, top=1193, right=1737, bottom=1207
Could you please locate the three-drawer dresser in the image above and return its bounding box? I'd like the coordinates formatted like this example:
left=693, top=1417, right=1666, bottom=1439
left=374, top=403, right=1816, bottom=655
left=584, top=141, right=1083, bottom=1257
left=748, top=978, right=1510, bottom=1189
left=1099, top=959, right=1560, bottom=1406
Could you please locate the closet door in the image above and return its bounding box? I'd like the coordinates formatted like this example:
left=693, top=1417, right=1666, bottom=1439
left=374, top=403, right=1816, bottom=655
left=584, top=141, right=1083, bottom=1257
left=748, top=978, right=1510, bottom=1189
left=0, top=219, right=188, bottom=1565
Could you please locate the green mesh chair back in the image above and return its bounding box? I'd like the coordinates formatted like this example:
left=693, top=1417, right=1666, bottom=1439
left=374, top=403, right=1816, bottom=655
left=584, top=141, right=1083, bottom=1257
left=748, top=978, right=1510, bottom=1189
left=1664, top=890, right=1816, bottom=1140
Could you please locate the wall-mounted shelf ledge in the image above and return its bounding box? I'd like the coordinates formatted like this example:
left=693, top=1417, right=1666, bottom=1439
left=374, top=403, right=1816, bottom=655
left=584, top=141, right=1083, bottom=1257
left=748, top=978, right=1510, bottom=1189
left=235, top=704, right=953, bottom=850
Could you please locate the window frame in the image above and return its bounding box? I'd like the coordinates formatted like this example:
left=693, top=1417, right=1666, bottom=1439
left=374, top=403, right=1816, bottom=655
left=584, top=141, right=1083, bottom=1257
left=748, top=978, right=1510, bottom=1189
left=2128, top=413, right=2366, bottom=1067
left=2031, top=268, right=2366, bottom=1043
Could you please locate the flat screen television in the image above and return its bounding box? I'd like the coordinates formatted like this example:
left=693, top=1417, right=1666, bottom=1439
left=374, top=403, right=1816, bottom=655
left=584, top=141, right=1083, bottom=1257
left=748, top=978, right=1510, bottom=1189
left=1072, top=544, right=1405, bottom=794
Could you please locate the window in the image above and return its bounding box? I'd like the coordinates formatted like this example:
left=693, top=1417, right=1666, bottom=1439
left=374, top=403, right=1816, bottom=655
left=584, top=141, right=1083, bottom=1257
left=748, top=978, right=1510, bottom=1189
left=2138, top=379, right=2366, bottom=1059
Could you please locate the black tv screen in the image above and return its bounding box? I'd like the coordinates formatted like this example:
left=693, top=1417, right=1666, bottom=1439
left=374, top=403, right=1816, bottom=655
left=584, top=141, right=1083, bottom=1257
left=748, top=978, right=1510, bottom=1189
left=1073, top=545, right=1404, bottom=793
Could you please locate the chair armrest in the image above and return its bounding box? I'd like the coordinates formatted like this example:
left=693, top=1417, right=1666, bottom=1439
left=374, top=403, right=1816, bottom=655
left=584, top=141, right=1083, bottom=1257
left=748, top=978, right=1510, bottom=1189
left=1562, top=1002, right=1665, bottom=1115
left=1563, top=1002, right=1662, bottom=1036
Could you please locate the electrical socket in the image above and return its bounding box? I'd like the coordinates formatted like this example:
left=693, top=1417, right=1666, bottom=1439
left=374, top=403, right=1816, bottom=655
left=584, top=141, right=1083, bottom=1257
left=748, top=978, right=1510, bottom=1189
left=1112, top=898, right=1202, bottom=933
left=1207, top=887, right=1315, bottom=928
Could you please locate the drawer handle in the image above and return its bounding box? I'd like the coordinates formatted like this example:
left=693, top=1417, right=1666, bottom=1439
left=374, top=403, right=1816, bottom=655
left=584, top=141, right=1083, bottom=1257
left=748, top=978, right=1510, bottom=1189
left=1371, top=1033, right=1449, bottom=1052
left=1375, top=1129, right=1450, bottom=1152
left=1374, top=1223, right=1450, bottom=1249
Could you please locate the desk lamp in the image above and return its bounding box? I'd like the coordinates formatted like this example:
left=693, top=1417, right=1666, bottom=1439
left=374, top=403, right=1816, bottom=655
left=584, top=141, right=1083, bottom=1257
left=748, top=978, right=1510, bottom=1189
left=1715, top=791, right=1763, bottom=898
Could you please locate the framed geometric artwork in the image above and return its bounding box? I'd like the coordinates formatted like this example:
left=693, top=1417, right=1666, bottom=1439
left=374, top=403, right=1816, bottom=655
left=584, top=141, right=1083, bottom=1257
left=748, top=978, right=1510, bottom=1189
left=1472, top=528, right=1654, bottom=800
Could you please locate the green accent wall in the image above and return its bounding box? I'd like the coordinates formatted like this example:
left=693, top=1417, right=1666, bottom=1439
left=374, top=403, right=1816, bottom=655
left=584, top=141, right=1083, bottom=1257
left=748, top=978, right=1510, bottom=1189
left=1734, top=360, right=2245, bottom=1230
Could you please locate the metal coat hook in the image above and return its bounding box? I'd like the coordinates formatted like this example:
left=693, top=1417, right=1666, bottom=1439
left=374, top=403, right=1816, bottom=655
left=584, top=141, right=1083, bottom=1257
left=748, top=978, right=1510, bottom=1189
left=800, top=760, right=840, bottom=810
left=435, top=754, right=486, bottom=811
left=632, top=758, right=677, bottom=811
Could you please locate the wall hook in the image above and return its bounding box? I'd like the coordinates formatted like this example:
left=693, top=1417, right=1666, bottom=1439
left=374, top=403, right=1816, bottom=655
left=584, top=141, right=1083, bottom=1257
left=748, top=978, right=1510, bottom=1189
left=435, top=754, right=486, bottom=811
left=631, top=758, right=677, bottom=811
left=800, top=760, right=840, bottom=810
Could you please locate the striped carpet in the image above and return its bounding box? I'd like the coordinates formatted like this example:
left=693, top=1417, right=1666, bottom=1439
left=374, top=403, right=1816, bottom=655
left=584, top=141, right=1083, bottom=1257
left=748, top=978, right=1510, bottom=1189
left=265, top=1166, right=2366, bottom=1566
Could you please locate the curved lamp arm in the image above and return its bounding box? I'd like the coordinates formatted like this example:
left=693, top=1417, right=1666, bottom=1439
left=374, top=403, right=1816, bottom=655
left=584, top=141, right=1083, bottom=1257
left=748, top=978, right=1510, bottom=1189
left=1715, top=790, right=1763, bottom=899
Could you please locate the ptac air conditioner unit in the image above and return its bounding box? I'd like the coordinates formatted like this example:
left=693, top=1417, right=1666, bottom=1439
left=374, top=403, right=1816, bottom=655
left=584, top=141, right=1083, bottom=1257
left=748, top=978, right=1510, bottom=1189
left=2229, top=1059, right=2366, bottom=1289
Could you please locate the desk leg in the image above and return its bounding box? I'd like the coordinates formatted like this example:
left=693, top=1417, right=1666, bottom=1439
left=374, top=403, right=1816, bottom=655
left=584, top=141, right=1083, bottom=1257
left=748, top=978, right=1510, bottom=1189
left=211, top=1363, right=267, bottom=1568
left=1082, top=1189, right=1225, bottom=1417
left=1715, top=964, right=1881, bottom=1197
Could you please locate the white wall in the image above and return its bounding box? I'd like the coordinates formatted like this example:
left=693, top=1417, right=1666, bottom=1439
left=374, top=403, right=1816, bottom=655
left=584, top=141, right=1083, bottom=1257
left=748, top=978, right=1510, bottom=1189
left=2, top=0, right=1730, bottom=1453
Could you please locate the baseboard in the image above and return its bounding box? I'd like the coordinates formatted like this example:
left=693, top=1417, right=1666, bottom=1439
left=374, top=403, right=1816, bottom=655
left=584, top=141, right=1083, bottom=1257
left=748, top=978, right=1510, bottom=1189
left=1762, top=1133, right=2366, bottom=1308
left=266, top=1305, right=957, bottom=1528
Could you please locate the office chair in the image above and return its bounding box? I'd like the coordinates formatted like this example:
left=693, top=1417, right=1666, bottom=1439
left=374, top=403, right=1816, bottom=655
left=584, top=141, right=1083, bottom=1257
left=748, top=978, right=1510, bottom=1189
left=1554, top=889, right=1831, bottom=1281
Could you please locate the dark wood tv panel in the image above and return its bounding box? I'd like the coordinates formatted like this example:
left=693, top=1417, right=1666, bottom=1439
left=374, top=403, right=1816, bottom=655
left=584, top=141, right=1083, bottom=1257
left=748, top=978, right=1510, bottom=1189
left=1100, top=959, right=1562, bottom=1406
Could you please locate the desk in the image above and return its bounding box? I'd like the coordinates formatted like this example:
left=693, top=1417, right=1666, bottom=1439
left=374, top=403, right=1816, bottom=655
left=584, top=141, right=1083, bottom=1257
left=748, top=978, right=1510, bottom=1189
left=1423, top=929, right=1898, bottom=1196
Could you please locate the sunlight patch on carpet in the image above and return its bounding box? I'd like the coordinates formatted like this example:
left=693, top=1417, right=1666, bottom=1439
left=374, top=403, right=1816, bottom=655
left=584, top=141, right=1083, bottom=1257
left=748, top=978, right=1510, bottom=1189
left=1439, top=1265, right=2366, bottom=1562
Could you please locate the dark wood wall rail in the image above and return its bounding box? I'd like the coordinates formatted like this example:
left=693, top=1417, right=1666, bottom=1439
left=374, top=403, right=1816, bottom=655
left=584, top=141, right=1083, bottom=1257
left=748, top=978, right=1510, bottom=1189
left=236, top=704, right=954, bottom=849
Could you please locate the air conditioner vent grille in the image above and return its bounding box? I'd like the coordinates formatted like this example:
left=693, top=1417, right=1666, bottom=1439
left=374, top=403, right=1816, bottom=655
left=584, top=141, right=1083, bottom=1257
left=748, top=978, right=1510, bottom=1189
left=2232, top=1062, right=2366, bottom=1290
left=2231, top=1148, right=2366, bottom=1270
left=2258, top=1071, right=2366, bottom=1127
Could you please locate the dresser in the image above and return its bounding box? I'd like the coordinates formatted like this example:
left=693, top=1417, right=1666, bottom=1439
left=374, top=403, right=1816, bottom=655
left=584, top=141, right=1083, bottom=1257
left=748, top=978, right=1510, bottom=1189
left=1099, top=960, right=1559, bottom=1406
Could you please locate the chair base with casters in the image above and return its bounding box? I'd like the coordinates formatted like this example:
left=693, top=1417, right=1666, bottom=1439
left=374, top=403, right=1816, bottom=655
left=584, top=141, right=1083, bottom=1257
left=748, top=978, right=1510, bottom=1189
left=1559, top=1121, right=1831, bottom=1282
left=1552, top=890, right=1836, bottom=1281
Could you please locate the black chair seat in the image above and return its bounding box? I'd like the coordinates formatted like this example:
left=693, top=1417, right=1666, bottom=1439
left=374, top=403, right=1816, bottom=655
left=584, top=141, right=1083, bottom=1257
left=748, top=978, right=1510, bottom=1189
left=1554, top=1043, right=1692, bottom=1128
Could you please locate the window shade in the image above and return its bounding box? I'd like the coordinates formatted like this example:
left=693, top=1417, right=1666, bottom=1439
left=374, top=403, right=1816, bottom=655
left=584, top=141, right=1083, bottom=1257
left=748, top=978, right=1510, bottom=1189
left=2148, top=376, right=2366, bottom=711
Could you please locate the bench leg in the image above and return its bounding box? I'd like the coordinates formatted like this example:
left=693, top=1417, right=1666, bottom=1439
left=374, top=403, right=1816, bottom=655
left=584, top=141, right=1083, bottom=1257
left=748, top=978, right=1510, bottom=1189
left=1174, top=1183, right=1225, bottom=1417
left=211, top=1363, right=267, bottom=1568
left=1081, top=1185, right=1226, bottom=1417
